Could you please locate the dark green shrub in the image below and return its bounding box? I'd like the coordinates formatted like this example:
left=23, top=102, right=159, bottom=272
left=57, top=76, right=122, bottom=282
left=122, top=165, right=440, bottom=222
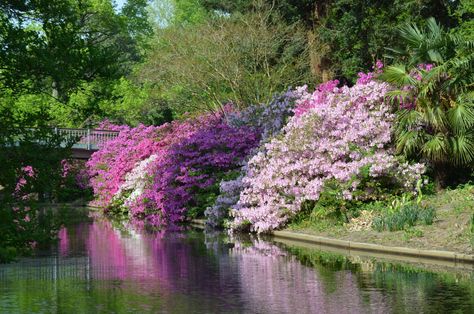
left=0, top=204, right=61, bottom=263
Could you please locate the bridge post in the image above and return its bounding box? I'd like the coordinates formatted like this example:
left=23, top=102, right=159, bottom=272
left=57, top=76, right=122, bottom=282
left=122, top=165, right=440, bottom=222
left=87, top=129, right=91, bottom=150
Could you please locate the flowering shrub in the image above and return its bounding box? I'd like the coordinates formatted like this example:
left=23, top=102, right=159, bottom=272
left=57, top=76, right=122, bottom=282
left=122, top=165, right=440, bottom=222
left=112, top=154, right=158, bottom=209
left=228, top=87, right=308, bottom=142
left=88, top=112, right=260, bottom=227
left=205, top=89, right=303, bottom=227
left=231, top=79, right=425, bottom=233
left=14, top=165, right=36, bottom=200
left=87, top=124, right=166, bottom=207
left=131, top=113, right=259, bottom=226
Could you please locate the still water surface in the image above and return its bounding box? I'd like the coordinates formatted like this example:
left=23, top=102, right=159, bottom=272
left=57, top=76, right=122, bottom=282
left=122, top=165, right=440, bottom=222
left=0, top=215, right=473, bottom=314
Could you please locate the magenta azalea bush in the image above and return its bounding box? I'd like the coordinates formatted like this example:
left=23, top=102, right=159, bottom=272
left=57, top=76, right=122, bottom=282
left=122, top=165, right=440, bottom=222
left=87, top=124, right=166, bottom=207
left=230, top=79, right=425, bottom=233
left=87, top=112, right=260, bottom=227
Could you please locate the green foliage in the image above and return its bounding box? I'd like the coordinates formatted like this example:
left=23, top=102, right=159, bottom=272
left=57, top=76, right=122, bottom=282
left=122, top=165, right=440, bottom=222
left=382, top=18, right=474, bottom=186
left=187, top=170, right=242, bottom=220
left=0, top=98, right=93, bottom=203
left=0, top=129, right=73, bottom=201
left=0, top=204, right=61, bottom=263
left=471, top=213, right=474, bottom=233
left=372, top=204, right=436, bottom=232
left=0, top=0, right=152, bottom=127
left=187, top=185, right=219, bottom=219
left=309, top=0, right=457, bottom=82
left=452, top=0, right=474, bottom=42
left=310, top=181, right=351, bottom=223
left=98, top=78, right=174, bottom=126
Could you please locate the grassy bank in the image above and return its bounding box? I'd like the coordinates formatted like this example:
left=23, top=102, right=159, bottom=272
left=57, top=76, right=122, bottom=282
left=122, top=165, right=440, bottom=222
left=287, top=185, right=474, bottom=254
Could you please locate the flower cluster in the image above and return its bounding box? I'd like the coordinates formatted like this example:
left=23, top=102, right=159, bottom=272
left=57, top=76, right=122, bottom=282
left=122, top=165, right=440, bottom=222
left=205, top=90, right=302, bottom=227
left=231, top=79, right=425, bottom=233
left=113, top=154, right=158, bottom=207
left=14, top=165, right=36, bottom=199
left=87, top=124, right=166, bottom=207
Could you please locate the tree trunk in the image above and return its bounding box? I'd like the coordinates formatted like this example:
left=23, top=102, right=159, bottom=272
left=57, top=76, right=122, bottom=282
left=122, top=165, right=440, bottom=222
left=433, top=163, right=448, bottom=191
left=52, top=80, right=59, bottom=99
left=307, top=30, right=333, bottom=82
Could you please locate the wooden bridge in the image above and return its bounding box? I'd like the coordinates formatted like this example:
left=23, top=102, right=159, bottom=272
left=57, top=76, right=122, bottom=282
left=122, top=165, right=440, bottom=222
left=56, top=128, right=119, bottom=159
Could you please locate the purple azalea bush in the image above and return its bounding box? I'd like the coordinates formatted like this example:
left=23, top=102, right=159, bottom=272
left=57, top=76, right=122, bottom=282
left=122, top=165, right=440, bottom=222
left=87, top=111, right=260, bottom=227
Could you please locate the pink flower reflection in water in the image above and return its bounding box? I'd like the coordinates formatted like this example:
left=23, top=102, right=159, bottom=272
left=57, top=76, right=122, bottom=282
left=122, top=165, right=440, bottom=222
left=58, top=227, right=70, bottom=256
left=230, top=239, right=391, bottom=314
left=85, top=220, right=188, bottom=292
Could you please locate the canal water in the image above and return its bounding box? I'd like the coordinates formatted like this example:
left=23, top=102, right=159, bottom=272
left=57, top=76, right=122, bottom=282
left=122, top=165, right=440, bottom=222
left=0, top=214, right=473, bottom=313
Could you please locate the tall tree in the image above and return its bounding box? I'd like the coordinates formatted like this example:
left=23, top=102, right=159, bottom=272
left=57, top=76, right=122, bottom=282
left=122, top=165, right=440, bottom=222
left=0, top=0, right=152, bottom=102
left=139, top=2, right=311, bottom=115
left=197, top=0, right=461, bottom=82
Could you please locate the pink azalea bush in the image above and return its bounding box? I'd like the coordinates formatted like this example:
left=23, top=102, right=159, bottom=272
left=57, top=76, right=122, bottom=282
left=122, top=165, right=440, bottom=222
left=231, top=79, right=425, bottom=233
left=87, top=124, right=166, bottom=207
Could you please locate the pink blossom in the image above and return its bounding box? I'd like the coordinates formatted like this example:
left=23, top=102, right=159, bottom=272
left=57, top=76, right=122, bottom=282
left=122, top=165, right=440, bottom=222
left=231, top=77, right=424, bottom=233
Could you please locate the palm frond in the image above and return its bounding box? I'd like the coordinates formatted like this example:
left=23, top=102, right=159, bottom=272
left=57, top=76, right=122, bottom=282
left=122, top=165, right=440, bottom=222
left=427, top=49, right=444, bottom=64
left=450, top=134, right=474, bottom=166
left=425, top=105, right=448, bottom=132
left=380, top=65, right=417, bottom=86
left=396, top=130, right=422, bottom=156
left=385, top=89, right=413, bottom=106
left=447, top=101, right=474, bottom=133
left=398, top=22, right=424, bottom=49
left=422, top=133, right=449, bottom=162
left=396, top=108, right=421, bottom=129
left=384, top=47, right=407, bottom=60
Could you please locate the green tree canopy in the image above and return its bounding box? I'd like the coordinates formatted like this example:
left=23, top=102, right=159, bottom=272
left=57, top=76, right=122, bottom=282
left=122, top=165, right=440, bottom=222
left=0, top=0, right=151, bottom=102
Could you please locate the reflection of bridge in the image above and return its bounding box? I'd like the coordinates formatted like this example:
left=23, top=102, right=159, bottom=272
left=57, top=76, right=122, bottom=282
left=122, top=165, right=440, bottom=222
left=0, top=256, right=92, bottom=281
left=56, top=128, right=119, bottom=159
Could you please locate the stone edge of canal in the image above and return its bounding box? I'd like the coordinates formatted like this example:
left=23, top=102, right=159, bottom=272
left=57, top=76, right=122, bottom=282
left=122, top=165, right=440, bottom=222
left=190, top=219, right=474, bottom=269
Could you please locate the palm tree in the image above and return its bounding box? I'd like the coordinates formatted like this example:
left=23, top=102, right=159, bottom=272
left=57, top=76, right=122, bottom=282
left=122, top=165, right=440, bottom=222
left=382, top=18, right=474, bottom=188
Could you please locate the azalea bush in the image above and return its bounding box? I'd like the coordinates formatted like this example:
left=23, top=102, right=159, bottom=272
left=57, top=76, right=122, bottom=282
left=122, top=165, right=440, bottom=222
left=0, top=126, right=74, bottom=201
left=87, top=124, right=166, bottom=207
left=0, top=123, right=86, bottom=262
left=231, top=77, right=425, bottom=233
left=88, top=111, right=260, bottom=227
left=55, top=160, right=93, bottom=202
left=205, top=88, right=304, bottom=227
